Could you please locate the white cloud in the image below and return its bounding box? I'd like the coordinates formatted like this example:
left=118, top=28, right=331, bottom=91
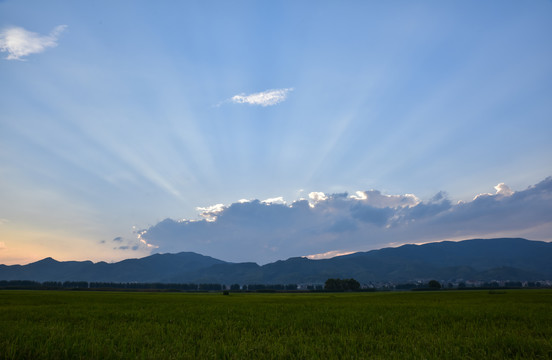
left=139, top=177, right=552, bottom=264
left=495, top=183, right=514, bottom=197
left=196, top=203, right=226, bottom=221
left=230, top=88, right=293, bottom=106
left=0, top=25, right=67, bottom=60
left=261, top=196, right=286, bottom=205
left=308, top=192, right=328, bottom=204
left=474, top=182, right=516, bottom=200
left=350, top=190, right=420, bottom=208
left=349, top=191, right=367, bottom=200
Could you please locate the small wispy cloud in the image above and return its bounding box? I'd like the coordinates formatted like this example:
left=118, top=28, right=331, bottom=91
left=102, top=234, right=155, bottom=252
left=0, top=25, right=67, bottom=60
left=221, top=88, right=293, bottom=107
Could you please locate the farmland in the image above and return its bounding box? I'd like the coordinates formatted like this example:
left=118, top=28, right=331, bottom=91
left=0, top=290, right=550, bottom=359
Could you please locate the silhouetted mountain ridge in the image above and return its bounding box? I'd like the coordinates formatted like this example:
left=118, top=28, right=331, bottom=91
left=1, top=238, right=550, bottom=283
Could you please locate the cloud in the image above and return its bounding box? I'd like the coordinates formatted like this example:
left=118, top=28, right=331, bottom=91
left=306, top=250, right=356, bottom=260
left=350, top=204, right=393, bottom=227
left=228, top=88, right=293, bottom=106
left=103, top=235, right=154, bottom=252
left=139, top=177, right=552, bottom=264
left=495, top=183, right=514, bottom=196
left=349, top=190, right=420, bottom=208
left=113, top=244, right=139, bottom=251
left=0, top=25, right=67, bottom=60
left=196, top=204, right=226, bottom=222
left=261, top=196, right=286, bottom=205
left=473, top=182, right=515, bottom=200
left=308, top=192, right=328, bottom=204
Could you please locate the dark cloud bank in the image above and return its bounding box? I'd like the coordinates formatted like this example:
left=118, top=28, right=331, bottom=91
left=140, top=177, right=552, bottom=264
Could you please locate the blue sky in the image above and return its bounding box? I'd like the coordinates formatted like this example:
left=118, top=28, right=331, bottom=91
left=1, top=1, right=551, bottom=265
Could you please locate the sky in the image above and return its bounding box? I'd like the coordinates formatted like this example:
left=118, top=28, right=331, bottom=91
left=0, top=1, right=551, bottom=265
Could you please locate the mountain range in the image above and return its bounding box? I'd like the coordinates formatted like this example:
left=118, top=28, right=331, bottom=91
left=1, top=238, right=551, bottom=284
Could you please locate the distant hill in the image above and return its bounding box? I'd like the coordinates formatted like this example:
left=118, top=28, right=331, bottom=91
left=1, top=238, right=551, bottom=284
left=0, top=252, right=225, bottom=283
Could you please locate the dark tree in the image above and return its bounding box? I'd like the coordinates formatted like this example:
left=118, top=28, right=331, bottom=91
left=324, top=278, right=338, bottom=291
left=324, top=278, right=361, bottom=291
left=346, top=278, right=361, bottom=291
left=428, top=280, right=441, bottom=289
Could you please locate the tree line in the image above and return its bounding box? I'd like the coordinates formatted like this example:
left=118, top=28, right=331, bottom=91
left=0, top=280, right=297, bottom=291
left=0, top=279, right=548, bottom=291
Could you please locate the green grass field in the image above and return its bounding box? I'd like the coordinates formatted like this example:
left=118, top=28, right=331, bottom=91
left=0, top=290, right=550, bottom=359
